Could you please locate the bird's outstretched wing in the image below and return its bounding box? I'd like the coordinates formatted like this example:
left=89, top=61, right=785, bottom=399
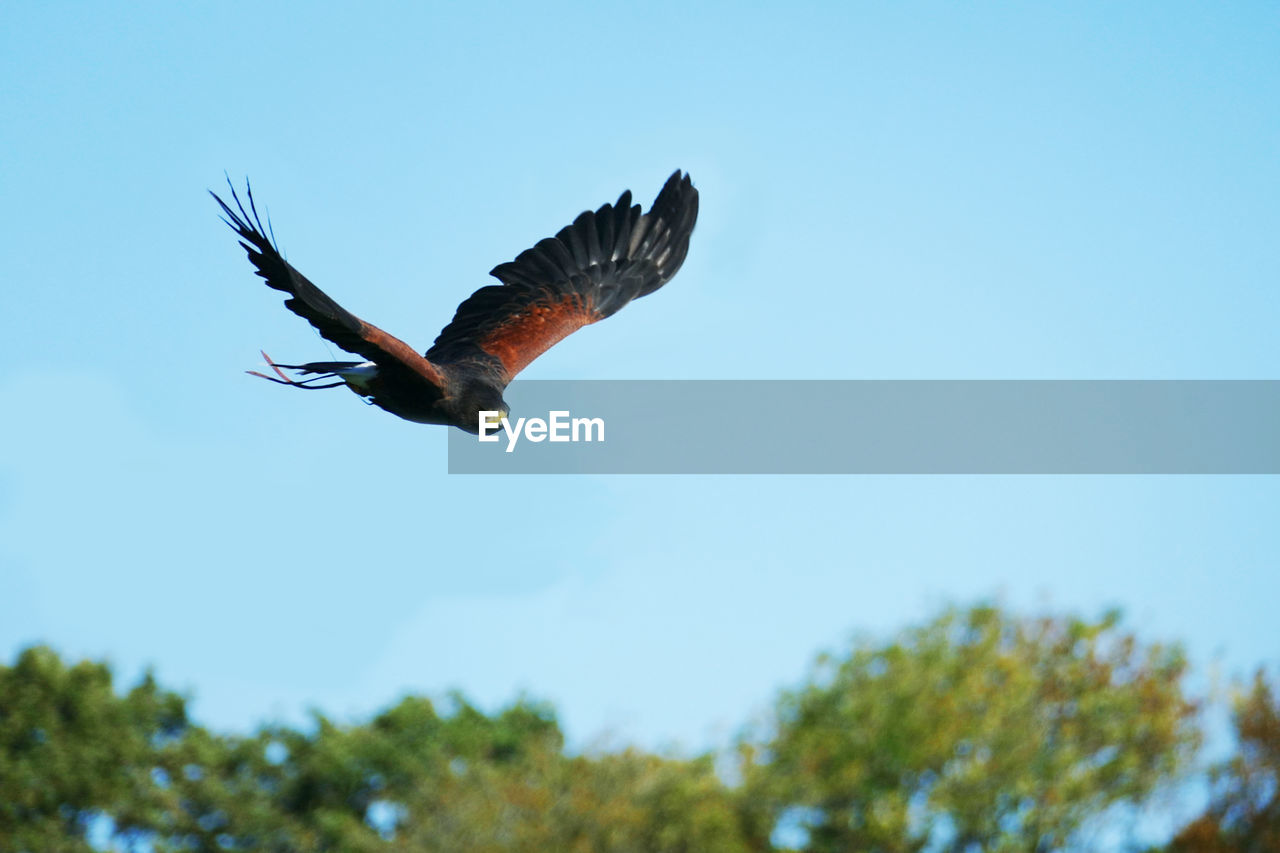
left=212, top=179, right=444, bottom=386
left=427, top=170, right=699, bottom=383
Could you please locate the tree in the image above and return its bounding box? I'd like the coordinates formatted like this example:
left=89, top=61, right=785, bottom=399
left=1168, top=671, right=1280, bottom=853
left=739, top=604, right=1200, bottom=852
left=144, top=693, right=577, bottom=851
left=320, top=695, right=751, bottom=852
left=0, top=648, right=753, bottom=851
left=1, top=606, right=1213, bottom=853
left=396, top=743, right=750, bottom=852
left=0, top=645, right=188, bottom=851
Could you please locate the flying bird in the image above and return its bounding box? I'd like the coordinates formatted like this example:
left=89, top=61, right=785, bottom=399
left=212, top=171, right=698, bottom=433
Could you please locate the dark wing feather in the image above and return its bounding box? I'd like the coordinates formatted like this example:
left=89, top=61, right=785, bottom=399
left=213, top=179, right=444, bottom=386
left=427, top=170, right=699, bottom=383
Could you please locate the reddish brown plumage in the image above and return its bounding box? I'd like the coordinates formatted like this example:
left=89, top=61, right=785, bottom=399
left=356, top=322, right=446, bottom=388
left=474, top=293, right=597, bottom=379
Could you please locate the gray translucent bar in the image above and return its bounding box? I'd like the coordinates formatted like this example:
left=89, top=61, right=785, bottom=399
left=446, top=381, right=1280, bottom=474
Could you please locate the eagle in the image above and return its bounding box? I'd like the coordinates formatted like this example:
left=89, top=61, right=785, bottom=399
left=212, top=171, right=698, bottom=433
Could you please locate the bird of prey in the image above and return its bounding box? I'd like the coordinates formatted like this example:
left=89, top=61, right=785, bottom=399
left=212, top=171, right=698, bottom=433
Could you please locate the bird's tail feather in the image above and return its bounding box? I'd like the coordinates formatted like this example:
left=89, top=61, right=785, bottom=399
left=271, top=360, right=363, bottom=375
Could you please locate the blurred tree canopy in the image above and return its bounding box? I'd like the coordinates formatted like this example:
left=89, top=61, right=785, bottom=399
left=0, top=604, right=1222, bottom=852
left=0, top=650, right=748, bottom=852
left=737, top=605, right=1200, bottom=852
left=1167, top=671, right=1280, bottom=853
left=0, top=646, right=187, bottom=851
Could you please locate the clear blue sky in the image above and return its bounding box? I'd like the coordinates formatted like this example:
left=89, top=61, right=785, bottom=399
left=2, top=0, right=1277, bottom=840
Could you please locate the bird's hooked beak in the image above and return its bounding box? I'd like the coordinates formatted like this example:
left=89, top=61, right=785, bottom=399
left=478, top=409, right=509, bottom=433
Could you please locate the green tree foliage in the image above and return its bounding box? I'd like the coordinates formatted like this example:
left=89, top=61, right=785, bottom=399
left=0, top=605, right=1212, bottom=852
left=0, top=652, right=750, bottom=851
left=394, top=740, right=746, bottom=851
left=1168, top=671, right=1280, bottom=853
left=0, top=646, right=187, bottom=851
left=150, top=694, right=580, bottom=851
left=739, top=605, right=1200, bottom=852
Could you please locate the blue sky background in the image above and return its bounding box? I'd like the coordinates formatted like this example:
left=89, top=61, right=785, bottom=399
left=2, top=1, right=1277, bottom=842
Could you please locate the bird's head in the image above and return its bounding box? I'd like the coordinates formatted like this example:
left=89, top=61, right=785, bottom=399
left=453, top=382, right=510, bottom=435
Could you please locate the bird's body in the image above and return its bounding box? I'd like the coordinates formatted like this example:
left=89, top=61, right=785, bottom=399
left=212, top=171, right=699, bottom=433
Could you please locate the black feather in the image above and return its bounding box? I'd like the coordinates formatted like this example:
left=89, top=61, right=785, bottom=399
left=427, top=171, right=698, bottom=364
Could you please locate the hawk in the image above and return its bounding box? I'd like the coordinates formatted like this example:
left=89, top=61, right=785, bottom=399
left=213, top=171, right=698, bottom=433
